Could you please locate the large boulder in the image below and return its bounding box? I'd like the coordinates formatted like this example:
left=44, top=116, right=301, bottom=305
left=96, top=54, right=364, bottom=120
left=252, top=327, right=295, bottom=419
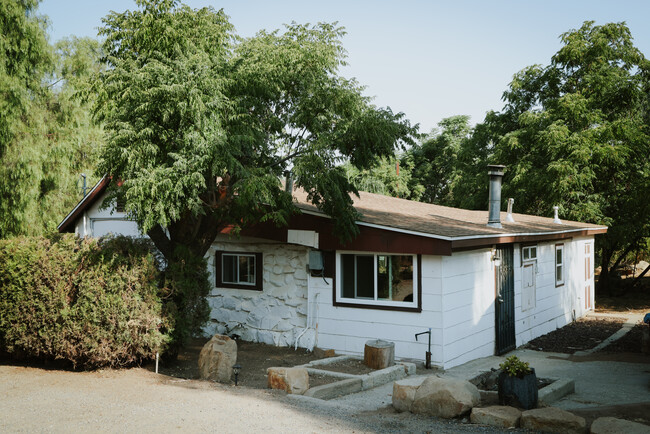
left=470, top=406, right=522, bottom=429
left=520, top=407, right=586, bottom=434
left=198, top=334, right=237, bottom=383
left=392, top=380, right=420, bottom=413
left=590, top=417, right=650, bottom=434
left=411, top=376, right=480, bottom=418
left=267, top=367, right=309, bottom=394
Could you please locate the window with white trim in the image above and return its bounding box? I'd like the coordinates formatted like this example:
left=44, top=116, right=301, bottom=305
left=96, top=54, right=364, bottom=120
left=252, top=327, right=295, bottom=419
left=337, top=252, right=419, bottom=310
left=555, top=244, right=565, bottom=286
left=522, top=245, right=537, bottom=262
left=215, top=251, right=263, bottom=291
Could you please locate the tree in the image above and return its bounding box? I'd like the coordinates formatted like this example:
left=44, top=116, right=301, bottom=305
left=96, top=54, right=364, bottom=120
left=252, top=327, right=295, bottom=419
left=455, top=21, right=650, bottom=292
left=343, top=154, right=419, bottom=199
left=405, top=115, right=472, bottom=205
left=96, top=0, right=416, bottom=261
left=0, top=29, right=104, bottom=238
left=95, top=0, right=416, bottom=344
left=0, top=0, right=52, bottom=237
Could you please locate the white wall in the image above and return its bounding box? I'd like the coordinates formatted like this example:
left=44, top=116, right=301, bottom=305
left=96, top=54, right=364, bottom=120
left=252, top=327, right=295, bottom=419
left=310, top=254, right=445, bottom=367
left=74, top=193, right=141, bottom=238
left=204, top=236, right=314, bottom=348
left=440, top=248, right=495, bottom=368
left=514, top=236, right=595, bottom=347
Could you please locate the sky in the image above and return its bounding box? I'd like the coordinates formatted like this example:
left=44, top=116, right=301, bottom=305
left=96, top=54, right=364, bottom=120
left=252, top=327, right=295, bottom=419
left=38, top=0, right=650, bottom=134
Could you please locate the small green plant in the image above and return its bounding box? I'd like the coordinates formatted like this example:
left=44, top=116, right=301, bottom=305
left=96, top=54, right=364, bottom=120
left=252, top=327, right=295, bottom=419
left=499, top=355, right=532, bottom=378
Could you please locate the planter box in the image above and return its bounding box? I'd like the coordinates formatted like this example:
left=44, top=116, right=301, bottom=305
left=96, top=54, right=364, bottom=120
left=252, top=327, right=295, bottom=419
left=498, top=368, right=538, bottom=410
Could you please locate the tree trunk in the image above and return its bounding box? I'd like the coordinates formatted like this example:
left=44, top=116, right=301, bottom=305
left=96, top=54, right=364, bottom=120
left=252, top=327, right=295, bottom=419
left=597, top=248, right=613, bottom=296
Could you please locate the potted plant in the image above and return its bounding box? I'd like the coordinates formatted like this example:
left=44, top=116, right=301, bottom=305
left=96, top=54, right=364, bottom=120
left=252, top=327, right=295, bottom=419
left=497, top=355, right=538, bottom=409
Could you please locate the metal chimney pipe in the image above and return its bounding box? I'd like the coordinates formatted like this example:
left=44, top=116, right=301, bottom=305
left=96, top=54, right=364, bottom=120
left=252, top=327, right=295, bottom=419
left=487, top=165, right=506, bottom=228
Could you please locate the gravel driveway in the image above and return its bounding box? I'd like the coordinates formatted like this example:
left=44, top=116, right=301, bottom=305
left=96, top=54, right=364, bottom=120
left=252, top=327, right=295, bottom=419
left=0, top=365, right=511, bottom=433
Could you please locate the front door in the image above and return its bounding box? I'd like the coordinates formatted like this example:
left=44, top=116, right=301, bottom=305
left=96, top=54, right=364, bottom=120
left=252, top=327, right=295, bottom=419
left=495, top=245, right=515, bottom=354
left=585, top=243, right=593, bottom=310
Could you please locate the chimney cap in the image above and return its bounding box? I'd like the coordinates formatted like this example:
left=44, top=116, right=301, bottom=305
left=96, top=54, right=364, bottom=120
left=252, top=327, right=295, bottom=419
left=487, top=164, right=506, bottom=176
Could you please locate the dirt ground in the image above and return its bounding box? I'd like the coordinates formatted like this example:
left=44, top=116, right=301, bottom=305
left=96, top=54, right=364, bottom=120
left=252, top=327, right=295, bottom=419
left=150, top=338, right=328, bottom=389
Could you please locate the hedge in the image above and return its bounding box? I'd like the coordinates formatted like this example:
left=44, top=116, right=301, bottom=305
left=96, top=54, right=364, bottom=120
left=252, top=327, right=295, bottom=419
left=0, top=234, right=170, bottom=368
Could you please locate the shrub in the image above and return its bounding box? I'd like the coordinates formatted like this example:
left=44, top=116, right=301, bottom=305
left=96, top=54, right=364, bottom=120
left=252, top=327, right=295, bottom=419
left=0, top=234, right=169, bottom=369
left=499, top=355, right=532, bottom=378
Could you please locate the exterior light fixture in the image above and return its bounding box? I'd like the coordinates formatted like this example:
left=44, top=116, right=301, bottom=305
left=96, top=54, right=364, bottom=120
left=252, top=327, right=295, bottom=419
left=233, top=363, right=241, bottom=386
left=492, top=249, right=502, bottom=267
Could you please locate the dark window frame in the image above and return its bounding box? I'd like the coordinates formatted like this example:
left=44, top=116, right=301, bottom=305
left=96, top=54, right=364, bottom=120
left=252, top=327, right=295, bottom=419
left=333, top=252, right=422, bottom=313
left=215, top=251, right=263, bottom=291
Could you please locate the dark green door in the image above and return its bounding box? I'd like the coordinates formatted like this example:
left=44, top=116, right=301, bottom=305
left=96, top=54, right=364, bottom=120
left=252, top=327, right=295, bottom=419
left=495, top=245, right=515, bottom=355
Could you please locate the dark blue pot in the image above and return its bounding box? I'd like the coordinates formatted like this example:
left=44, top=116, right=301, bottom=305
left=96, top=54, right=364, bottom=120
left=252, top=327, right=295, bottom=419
left=497, top=368, right=538, bottom=410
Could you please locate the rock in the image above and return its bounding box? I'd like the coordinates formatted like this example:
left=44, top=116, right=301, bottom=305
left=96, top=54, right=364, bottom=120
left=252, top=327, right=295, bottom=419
left=313, top=347, right=336, bottom=359
left=198, top=334, right=237, bottom=383
left=392, top=380, right=420, bottom=413
left=470, top=406, right=522, bottom=429
left=267, top=367, right=309, bottom=394
left=411, top=376, right=480, bottom=418
left=520, top=407, right=586, bottom=434
left=590, top=417, right=650, bottom=434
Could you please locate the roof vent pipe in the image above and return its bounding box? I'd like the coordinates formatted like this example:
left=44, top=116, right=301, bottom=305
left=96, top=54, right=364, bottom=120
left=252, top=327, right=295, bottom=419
left=553, top=206, right=562, bottom=224
left=506, top=198, right=515, bottom=223
left=487, top=165, right=506, bottom=228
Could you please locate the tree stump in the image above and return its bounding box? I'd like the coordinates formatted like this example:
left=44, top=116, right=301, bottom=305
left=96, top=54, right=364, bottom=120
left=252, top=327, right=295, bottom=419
left=364, top=339, right=395, bottom=369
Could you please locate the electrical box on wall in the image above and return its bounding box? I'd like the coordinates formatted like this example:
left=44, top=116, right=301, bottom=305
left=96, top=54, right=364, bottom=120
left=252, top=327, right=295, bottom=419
left=308, top=251, right=324, bottom=272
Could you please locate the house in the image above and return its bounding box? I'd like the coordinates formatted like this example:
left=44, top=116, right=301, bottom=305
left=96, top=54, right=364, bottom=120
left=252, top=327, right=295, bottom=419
left=58, top=166, right=607, bottom=369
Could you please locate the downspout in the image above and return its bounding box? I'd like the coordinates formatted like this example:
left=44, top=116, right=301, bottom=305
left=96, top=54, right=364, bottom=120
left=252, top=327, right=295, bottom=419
left=295, top=273, right=319, bottom=350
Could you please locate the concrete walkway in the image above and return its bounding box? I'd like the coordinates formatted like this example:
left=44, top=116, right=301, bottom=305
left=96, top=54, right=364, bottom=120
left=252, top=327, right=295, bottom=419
left=326, top=311, right=650, bottom=412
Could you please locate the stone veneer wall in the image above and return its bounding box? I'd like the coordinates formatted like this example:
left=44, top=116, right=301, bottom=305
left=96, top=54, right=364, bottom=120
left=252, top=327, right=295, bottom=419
left=203, top=237, right=315, bottom=348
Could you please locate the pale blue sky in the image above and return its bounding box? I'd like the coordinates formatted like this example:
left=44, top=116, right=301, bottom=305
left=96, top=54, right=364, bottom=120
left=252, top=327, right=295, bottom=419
left=39, top=0, right=650, bottom=134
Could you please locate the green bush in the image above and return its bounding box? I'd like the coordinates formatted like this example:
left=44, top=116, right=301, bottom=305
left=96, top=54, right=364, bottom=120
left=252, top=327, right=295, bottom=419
left=0, top=234, right=169, bottom=368
left=499, top=355, right=533, bottom=378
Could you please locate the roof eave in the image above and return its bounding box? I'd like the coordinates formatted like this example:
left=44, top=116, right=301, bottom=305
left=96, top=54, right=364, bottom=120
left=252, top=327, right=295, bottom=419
left=57, top=176, right=110, bottom=233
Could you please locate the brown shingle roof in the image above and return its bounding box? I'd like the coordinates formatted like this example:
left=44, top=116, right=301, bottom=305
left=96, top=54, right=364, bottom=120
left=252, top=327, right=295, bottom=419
left=293, top=189, right=607, bottom=240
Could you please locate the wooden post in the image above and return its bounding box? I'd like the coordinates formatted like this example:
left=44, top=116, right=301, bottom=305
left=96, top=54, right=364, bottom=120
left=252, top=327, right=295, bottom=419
left=364, top=339, right=395, bottom=369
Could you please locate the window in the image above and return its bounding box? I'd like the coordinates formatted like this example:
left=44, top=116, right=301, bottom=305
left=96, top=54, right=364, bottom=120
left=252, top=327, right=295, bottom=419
left=337, top=252, right=420, bottom=311
left=555, top=244, right=564, bottom=287
left=522, top=245, right=537, bottom=262
left=215, top=251, right=263, bottom=291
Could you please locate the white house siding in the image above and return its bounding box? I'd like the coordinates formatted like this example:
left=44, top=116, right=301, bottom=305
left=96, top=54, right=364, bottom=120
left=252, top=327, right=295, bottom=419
left=514, top=236, right=595, bottom=347
left=310, top=255, right=445, bottom=367
left=440, top=248, right=495, bottom=369
left=204, top=236, right=314, bottom=348
left=73, top=194, right=140, bottom=238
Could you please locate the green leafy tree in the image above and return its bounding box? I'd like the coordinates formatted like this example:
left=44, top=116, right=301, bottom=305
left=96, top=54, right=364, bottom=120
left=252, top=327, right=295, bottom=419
left=405, top=115, right=472, bottom=205
left=95, top=0, right=416, bottom=344
left=0, top=29, right=104, bottom=237
left=343, top=154, right=419, bottom=199
left=96, top=0, right=416, bottom=260
left=0, top=0, right=53, bottom=237
left=455, top=21, right=650, bottom=291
